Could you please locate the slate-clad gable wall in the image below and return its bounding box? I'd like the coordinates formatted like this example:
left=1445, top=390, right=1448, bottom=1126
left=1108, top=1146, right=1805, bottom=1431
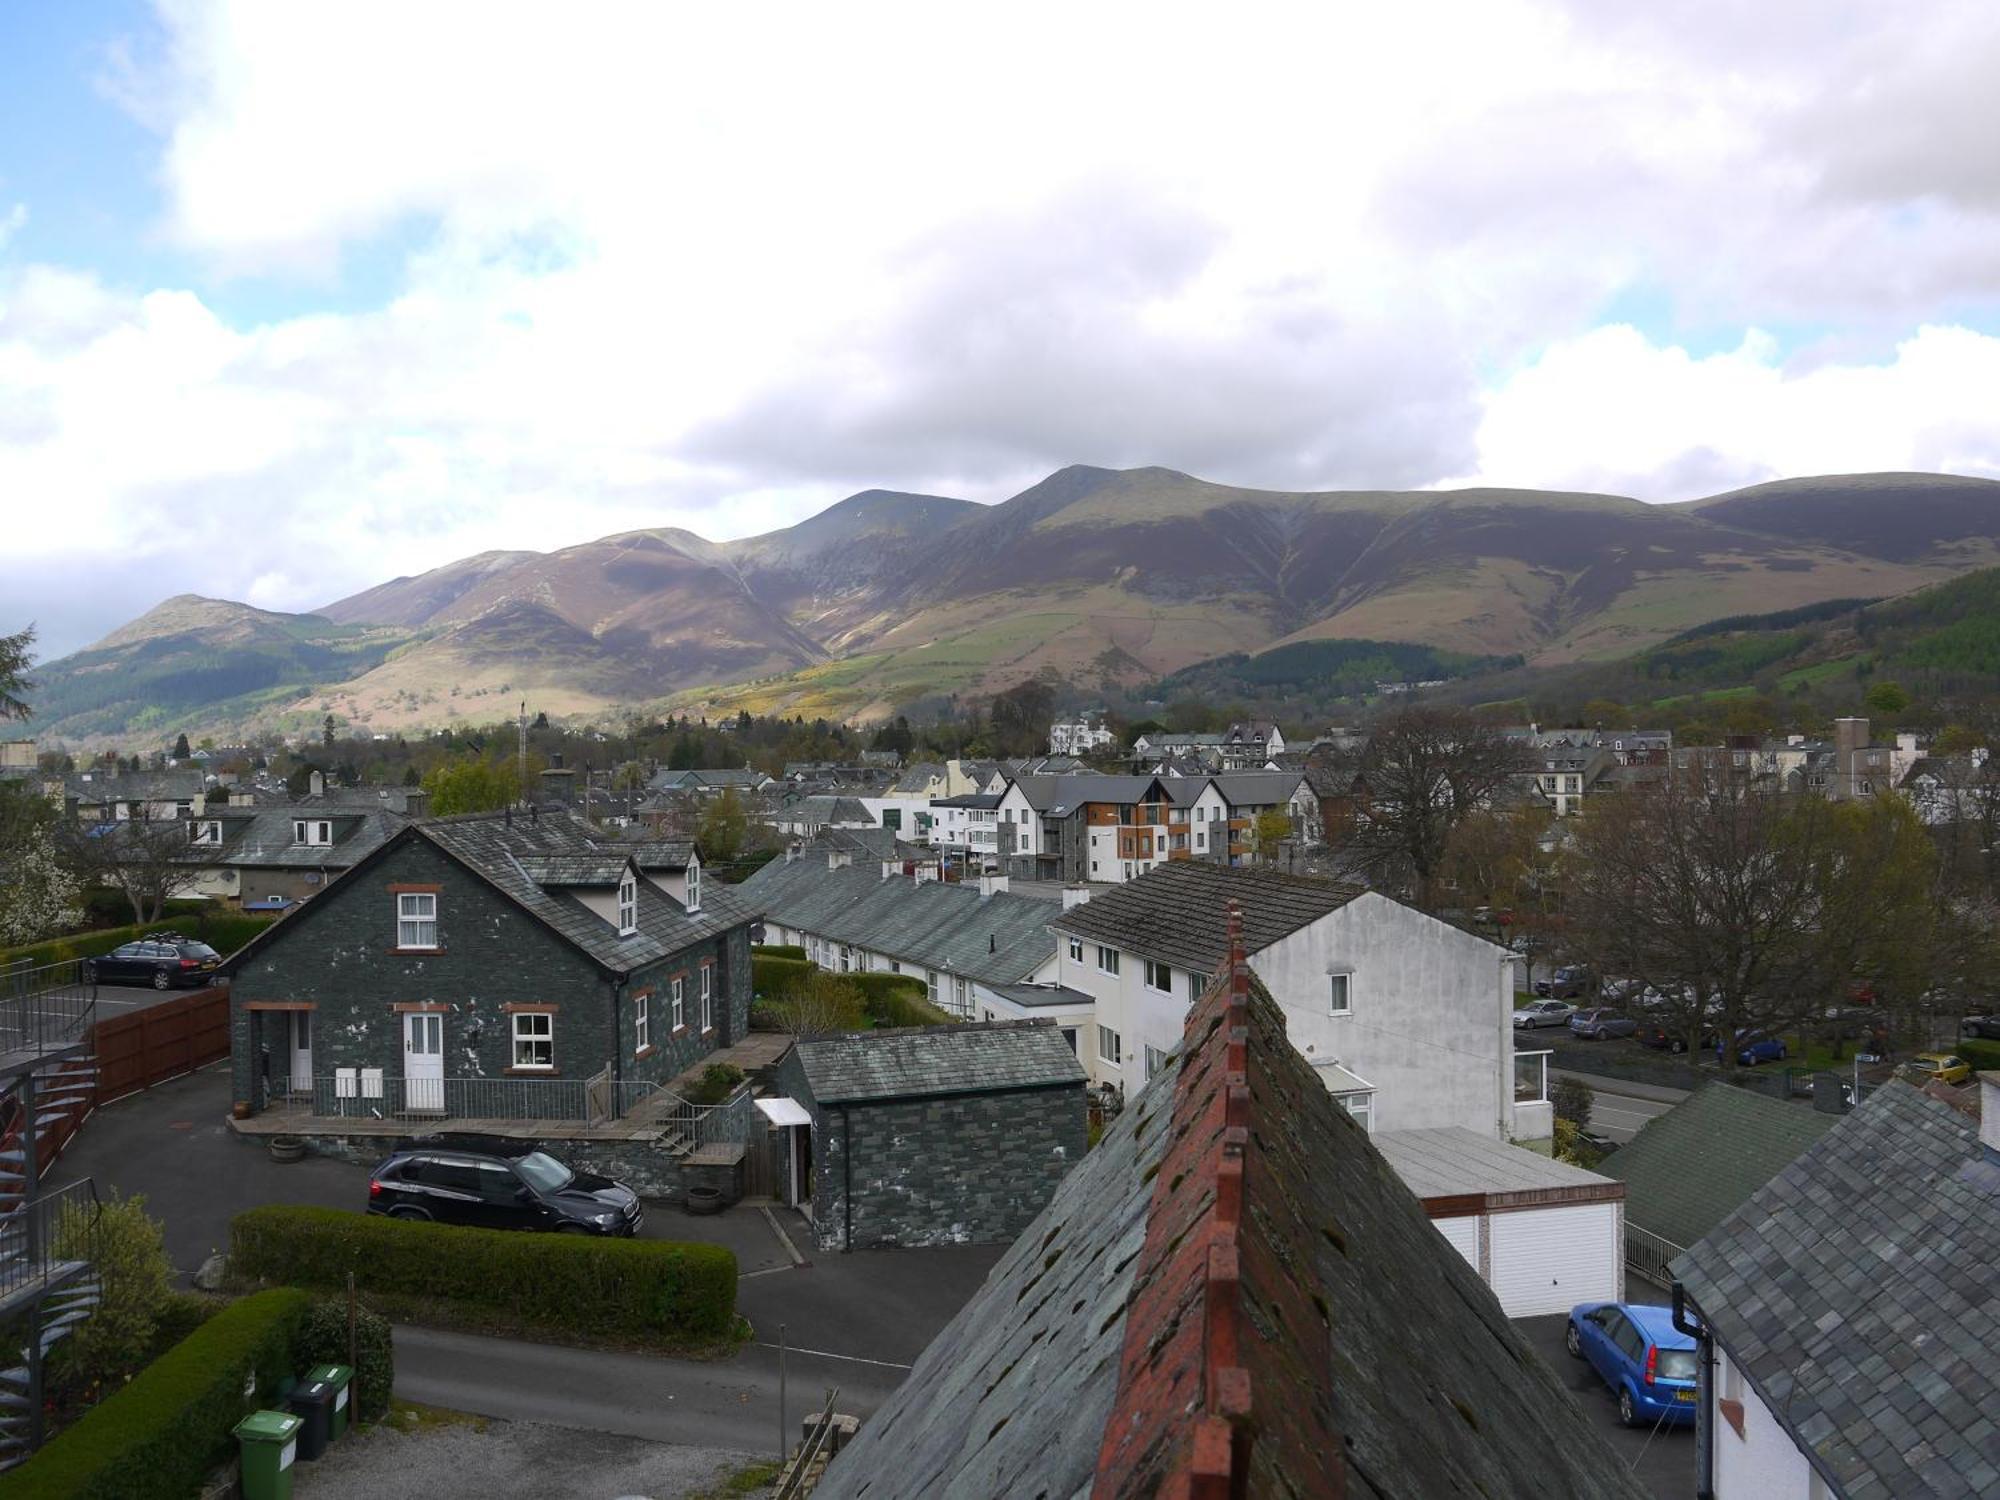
left=228, top=836, right=746, bottom=1109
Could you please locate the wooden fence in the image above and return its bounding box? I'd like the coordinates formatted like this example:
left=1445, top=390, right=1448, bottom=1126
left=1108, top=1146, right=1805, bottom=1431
left=93, top=986, right=231, bottom=1105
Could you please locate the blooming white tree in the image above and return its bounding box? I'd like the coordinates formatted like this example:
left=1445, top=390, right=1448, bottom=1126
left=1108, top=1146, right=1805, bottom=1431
left=0, top=821, right=84, bottom=947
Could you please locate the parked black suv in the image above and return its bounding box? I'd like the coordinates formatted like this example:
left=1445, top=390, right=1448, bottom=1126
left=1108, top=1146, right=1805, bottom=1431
left=368, top=1137, right=642, bottom=1236
left=82, top=933, right=222, bottom=990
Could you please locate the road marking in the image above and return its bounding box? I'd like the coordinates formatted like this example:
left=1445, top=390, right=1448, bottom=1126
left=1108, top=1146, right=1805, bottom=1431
left=739, top=1265, right=794, bottom=1280
left=753, top=1343, right=912, bottom=1370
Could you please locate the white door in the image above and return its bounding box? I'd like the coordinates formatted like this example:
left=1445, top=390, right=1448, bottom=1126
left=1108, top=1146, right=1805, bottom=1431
left=1486, top=1203, right=1621, bottom=1317
left=403, top=1012, right=444, bottom=1114
left=288, top=1011, right=313, bottom=1092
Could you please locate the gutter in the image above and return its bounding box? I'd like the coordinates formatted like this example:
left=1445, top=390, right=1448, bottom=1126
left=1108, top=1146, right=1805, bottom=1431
left=1673, top=1282, right=1714, bottom=1500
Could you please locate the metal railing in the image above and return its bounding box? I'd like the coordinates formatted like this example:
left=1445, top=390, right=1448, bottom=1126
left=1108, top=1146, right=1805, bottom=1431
left=0, top=960, right=96, bottom=1058
left=1625, top=1222, right=1687, bottom=1289
left=776, top=1386, right=842, bottom=1500
left=0, top=1178, right=101, bottom=1303
left=616, top=1079, right=744, bottom=1147
left=274, top=1072, right=609, bottom=1123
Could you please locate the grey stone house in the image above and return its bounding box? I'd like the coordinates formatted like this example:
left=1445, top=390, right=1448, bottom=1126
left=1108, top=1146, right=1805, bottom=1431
left=771, top=1020, right=1086, bottom=1252
left=223, top=811, right=759, bottom=1120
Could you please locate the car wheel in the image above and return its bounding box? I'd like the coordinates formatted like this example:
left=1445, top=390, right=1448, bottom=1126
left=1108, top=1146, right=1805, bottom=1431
left=1564, top=1323, right=1582, bottom=1359
left=1618, top=1388, right=1638, bottom=1427
left=1670, top=1039, right=1686, bottom=1054
left=80, top=961, right=97, bottom=983
left=152, top=968, right=170, bottom=990
left=388, top=1206, right=431, bottom=1221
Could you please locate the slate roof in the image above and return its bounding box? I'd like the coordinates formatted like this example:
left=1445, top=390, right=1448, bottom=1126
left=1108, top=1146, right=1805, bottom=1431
left=789, top=1019, right=1085, bottom=1105
left=206, top=806, right=406, bottom=869
left=514, top=853, right=633, bottom=887
left=1005, top=773, right=1166, bottom=813
left=1675, top=1082, right=2000, bottom=1500
left=1206, top=769, right=1308, bottom=807
left=738, top=855, right=1055, bottom=985
left=983, top=982, right=1095, bottom=1010
left=1050, top=862, right=1365, bottom=973
left=815, top=918, right=1650, bottom=1500
left=891, top=761, right=946, bottom=792
left=621, top=839, right=695, bottom=871
left=1376, top=1126, right=1623, bottom=1201
left=778, top=794, right=876, bottom=824
left=1604, top=1082, right=1841, bottom=1250
left=65, top=769, right=204, bottom=803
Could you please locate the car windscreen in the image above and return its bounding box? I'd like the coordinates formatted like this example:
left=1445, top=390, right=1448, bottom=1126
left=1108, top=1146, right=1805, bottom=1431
left=514, top=1151, right=574, bottom=1193
left=1655, top=1348, right=1698, bottom=1381
left=182, top=943, right=220, bottom=959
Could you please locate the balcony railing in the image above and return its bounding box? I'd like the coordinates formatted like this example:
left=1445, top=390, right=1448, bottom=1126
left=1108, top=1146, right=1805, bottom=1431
left=0, top=960, right=97, bottom=1059
left=1626, top=1222, right=1687, bottom=1288
left=0, top=1178, right=100, bottom=1304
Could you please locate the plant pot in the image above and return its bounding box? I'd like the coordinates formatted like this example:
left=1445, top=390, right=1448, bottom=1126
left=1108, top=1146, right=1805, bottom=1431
left=684, top=1185, right=725, bottom=1216
left=268, top=1135, right=307, bottom=1164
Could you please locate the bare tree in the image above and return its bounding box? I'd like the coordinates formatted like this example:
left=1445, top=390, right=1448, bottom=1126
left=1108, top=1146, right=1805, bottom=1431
left=62, top=816, right=210, bottom=926
left=1564, top=764, right=1944, bottom=1066
left=1338, top=706, right=1532, bottom=907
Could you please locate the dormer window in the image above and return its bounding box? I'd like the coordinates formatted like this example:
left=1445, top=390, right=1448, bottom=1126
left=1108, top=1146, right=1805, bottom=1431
left=617, top=873, right=638, bottom=936
left=293, top=819, right=332, bottom=848
left=685, top=857, right=701, bottom=914
left=190, top=820, right=223, bottom=846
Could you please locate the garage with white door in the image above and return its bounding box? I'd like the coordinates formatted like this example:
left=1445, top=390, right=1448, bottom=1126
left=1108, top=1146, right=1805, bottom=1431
left=1376, top=1127, right=1625, bottom=1319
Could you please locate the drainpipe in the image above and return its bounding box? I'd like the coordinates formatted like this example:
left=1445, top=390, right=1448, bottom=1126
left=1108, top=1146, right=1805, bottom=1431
left=841, top=1104, right=853, bottom=1254
left=1498, top=953, right=1514, bottom=1141
left=610, top=976, right=625, bottom=1088
left=1673, top=1281, right=1714, bottom=1500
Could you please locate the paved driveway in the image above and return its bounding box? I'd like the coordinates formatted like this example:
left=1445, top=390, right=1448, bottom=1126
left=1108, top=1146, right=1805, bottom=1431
left=1514, top=1294, right=1696, bottom=1500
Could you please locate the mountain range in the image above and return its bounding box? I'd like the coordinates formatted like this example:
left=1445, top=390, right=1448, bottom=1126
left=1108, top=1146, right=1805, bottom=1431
left=23, top=466, right=2000, bottom=743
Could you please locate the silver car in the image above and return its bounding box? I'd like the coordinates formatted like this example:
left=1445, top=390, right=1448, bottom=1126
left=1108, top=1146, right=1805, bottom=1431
left=1515, top=999, right=1576, bottom=1030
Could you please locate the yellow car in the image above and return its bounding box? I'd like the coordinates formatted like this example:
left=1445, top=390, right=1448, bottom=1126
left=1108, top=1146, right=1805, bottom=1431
left=1911, top=1053, right=1972, bottom=1085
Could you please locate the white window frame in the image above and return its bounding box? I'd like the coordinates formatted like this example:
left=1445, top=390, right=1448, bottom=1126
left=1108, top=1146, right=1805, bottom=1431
left=293, top=819, right=332, bottom=847
left=1328, top=971, right=1353, bottom=1017
left=617, top=874, right=638, bottom=936
left=396, top=892, right=438, bottom=951
left=1097, top=1025, right=1123, bottom=1065
left=685, top=859, right=701, bottom=912
left=634, top=992, right=650, bottom=1054
left=190, top=820, right=222, bottom=846
left=1097, top=946, right=1121, bottom=976
left=700, top=964, right=714, bottom=1032
left=511, top=1012, right=554, bottom=1071
left=926, top=969, right=939, bottom=1003
left=1143, top=1043, right=1169, bottom=1080
left=671, top=976, right=686, bottom=1031
left=1335, top=1091, right=1374, bottom=1132
left=839, top=945, right=853, bottom=973
left=1067, top=937, right=1083, bottom=963
left=1144, top=960, right=1174, bottom=995
left=954, top=975, right=970, bottom=1015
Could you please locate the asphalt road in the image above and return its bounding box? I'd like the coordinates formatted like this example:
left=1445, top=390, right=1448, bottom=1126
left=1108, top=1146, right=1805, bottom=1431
left=1556, top=1071, right=1683, bottom=1144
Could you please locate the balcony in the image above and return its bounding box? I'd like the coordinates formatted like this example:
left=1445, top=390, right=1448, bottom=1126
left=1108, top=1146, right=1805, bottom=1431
left=1512, top=1048, right=1553, bottom=1143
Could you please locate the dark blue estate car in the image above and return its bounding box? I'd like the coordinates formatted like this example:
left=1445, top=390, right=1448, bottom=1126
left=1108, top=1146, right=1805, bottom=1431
left=1566, top=1301, right=1699, bottom=1427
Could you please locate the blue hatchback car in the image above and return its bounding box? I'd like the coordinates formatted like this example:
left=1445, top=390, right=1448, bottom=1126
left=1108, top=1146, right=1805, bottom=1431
left=1566, top=1302, right=1699, bottom=1427
left=1717, top=1029, right=1787, bottom=1066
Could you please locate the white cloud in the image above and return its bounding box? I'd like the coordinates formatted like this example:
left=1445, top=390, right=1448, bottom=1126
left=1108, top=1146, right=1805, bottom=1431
left=4, top=0, right=2000, bottom=657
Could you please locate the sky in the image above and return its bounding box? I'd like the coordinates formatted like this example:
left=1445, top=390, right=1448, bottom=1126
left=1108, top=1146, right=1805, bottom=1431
left=6, top=2, right=2000, bottom=659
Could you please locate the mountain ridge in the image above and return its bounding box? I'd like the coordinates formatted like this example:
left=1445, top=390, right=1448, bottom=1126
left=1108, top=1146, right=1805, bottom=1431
left=26, top=466, right=2000, bottom=741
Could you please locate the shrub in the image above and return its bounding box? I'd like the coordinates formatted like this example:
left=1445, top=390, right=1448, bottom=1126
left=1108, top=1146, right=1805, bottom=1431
left=9, top=1287, right=309, bottom=1500
left=230, top=1207, right=737, bottom=1342
left=753, top=943, right=807, bottom=961
left=766, top=971, right=867, bottom=1037
left=848, top=972, right=954, bottom=1028
left=298, top=1297, right=395, bottom=1424
left=1551, top=1075, right=1594, bottom=1128
left=1, top=912, right=274, bottom=969
left=686, top=1062, right=746, bottom=1106
left=751, top=953, right=811, bottom=998
left=49, top=1191, right=174, bottom=1398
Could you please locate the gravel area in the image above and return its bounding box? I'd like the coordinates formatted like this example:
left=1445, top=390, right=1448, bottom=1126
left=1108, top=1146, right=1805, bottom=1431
left=291, top=1415, right=772, bottom=1500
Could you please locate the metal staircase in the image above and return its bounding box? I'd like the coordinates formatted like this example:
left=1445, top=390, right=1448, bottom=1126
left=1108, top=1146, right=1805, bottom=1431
left=0, top=961, right=103, bottom=1471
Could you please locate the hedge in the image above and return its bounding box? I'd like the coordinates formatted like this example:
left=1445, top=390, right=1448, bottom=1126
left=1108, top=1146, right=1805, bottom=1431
left=2, top=912, right=275, bottom=970
left=752, top=954, right=812, bottom=998
left=848, top=972, right=955, bottom=1028
left=754, top=943, right=807, bottom=961
left=9, top=1288, right=309, bottom=1500
left=298, top=1297, right=394, bottom=1424
left=1954, top=1038, right=2000, bottom=1073
left=230, top=1206, right=737, bottom=1342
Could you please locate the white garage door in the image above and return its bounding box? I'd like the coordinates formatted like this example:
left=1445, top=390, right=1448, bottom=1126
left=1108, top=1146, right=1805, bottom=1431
left=1433, top=1215, right=1480, bottom=1272
left=1487, top=1203, right=1620, bottom=1318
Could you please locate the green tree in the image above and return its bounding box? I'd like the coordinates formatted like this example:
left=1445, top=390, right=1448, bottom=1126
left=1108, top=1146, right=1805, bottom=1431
left=323, top=713, right=337, bottom=746
left=0, top=623, right=34, bottom=720
left=51, top=1192, right=174, bottom=1396
left=698, top=787, right=748, bottom=863
left=1863, top=680, right=1911, bottom=717
left=421, top=756, right=519, bottom=816
left=1579, top=698, right=1626, bottom=727
left=172, top=732, right=191, bottom=760
left=1253, top=809, right=1291, bottom=863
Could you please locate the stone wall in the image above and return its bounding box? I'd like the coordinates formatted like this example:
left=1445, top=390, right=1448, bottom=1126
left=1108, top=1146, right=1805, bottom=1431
left=776, top=1060, right=1087, bottom=1252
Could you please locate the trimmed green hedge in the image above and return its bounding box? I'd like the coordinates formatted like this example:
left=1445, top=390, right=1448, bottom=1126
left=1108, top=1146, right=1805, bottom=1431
left=298, top=1297, right=394, bottom=1424
left=2, top=912, right=275, bottom=970
left=752, top=953, right=812, bottom=998
left=230, top=1207, right=737, bottom=1342
left=1953, top=1038, right=2000, bottom=1073
left=753, top=943, right=807, bottom=961
left=9, top=1288, right=309, bottom=1500
left=849, top=972, right=955, bottom=1027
